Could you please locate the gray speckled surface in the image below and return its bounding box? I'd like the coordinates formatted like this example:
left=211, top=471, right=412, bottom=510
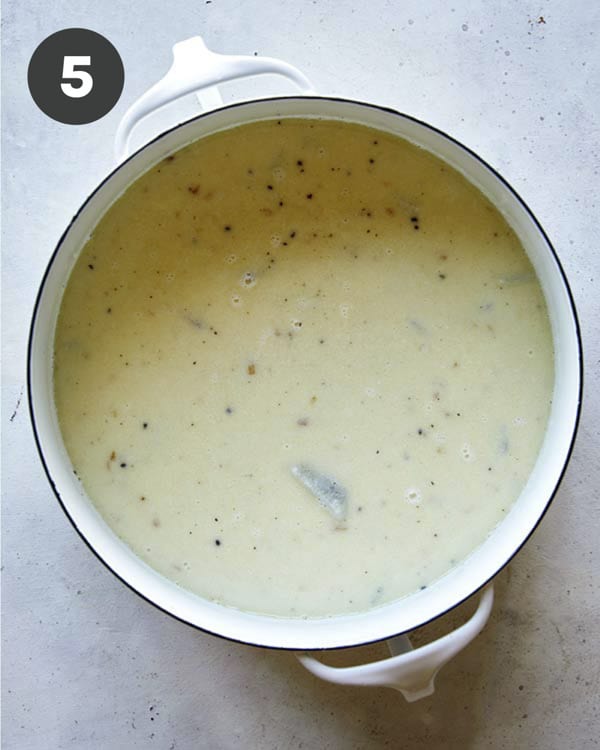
left=2, top=1, right=599, bottom=748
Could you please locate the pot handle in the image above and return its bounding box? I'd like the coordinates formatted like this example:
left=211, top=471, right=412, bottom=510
left=296, top=584, right=494, bottom=702
left=114, top=36, right=315, bottom=163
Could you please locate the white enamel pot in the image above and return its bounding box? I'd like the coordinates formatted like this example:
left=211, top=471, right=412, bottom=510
left=28, top=37, right=582, bottom=701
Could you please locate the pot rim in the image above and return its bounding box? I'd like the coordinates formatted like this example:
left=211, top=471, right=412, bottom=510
left=27, top=95, right=584, bottom=650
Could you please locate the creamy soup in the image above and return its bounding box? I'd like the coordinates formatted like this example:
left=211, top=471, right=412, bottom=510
left=54, top=118, right=554, bottom=617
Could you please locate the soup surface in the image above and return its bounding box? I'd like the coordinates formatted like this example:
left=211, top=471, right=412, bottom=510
left=54, top=118, right=553, bottom=617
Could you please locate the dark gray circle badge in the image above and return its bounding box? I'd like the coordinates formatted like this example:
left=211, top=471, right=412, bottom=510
left=28, top=28, right=124, bottom=125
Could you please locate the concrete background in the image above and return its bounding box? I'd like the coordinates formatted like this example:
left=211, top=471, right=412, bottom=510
left=2, top=1, right=599, bottom=747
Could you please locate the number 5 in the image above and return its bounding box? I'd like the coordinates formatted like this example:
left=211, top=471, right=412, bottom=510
left=61, top=56, right=93, bottom=98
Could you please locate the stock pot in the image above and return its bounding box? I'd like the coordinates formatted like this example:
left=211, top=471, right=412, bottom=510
left=28, top=37, right=582, bottom=700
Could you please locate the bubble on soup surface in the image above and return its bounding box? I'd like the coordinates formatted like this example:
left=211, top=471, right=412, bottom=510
left=365, top=387, right=377, bottom=398
left=461, top=443, right=476, bottom=462
left=226, top=253, right=238, bottom=264
left=405, top=487, right=422, bottom=505
left=318, top=146, right=326, bottom=157
left=513, top=416, right=527, bottom=426
left=240, top=271, right=257, bottom=288
left=230, top=295, right=243, bottom=308
left=165, top=272, right=176, bottom=282
left=272, top=166, right=286, bottom=181
left=384, top=246, right=394, bottom=256
left=339, top=303, right=351, bottom=318
left=270, top=234, right=282, bottom=248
